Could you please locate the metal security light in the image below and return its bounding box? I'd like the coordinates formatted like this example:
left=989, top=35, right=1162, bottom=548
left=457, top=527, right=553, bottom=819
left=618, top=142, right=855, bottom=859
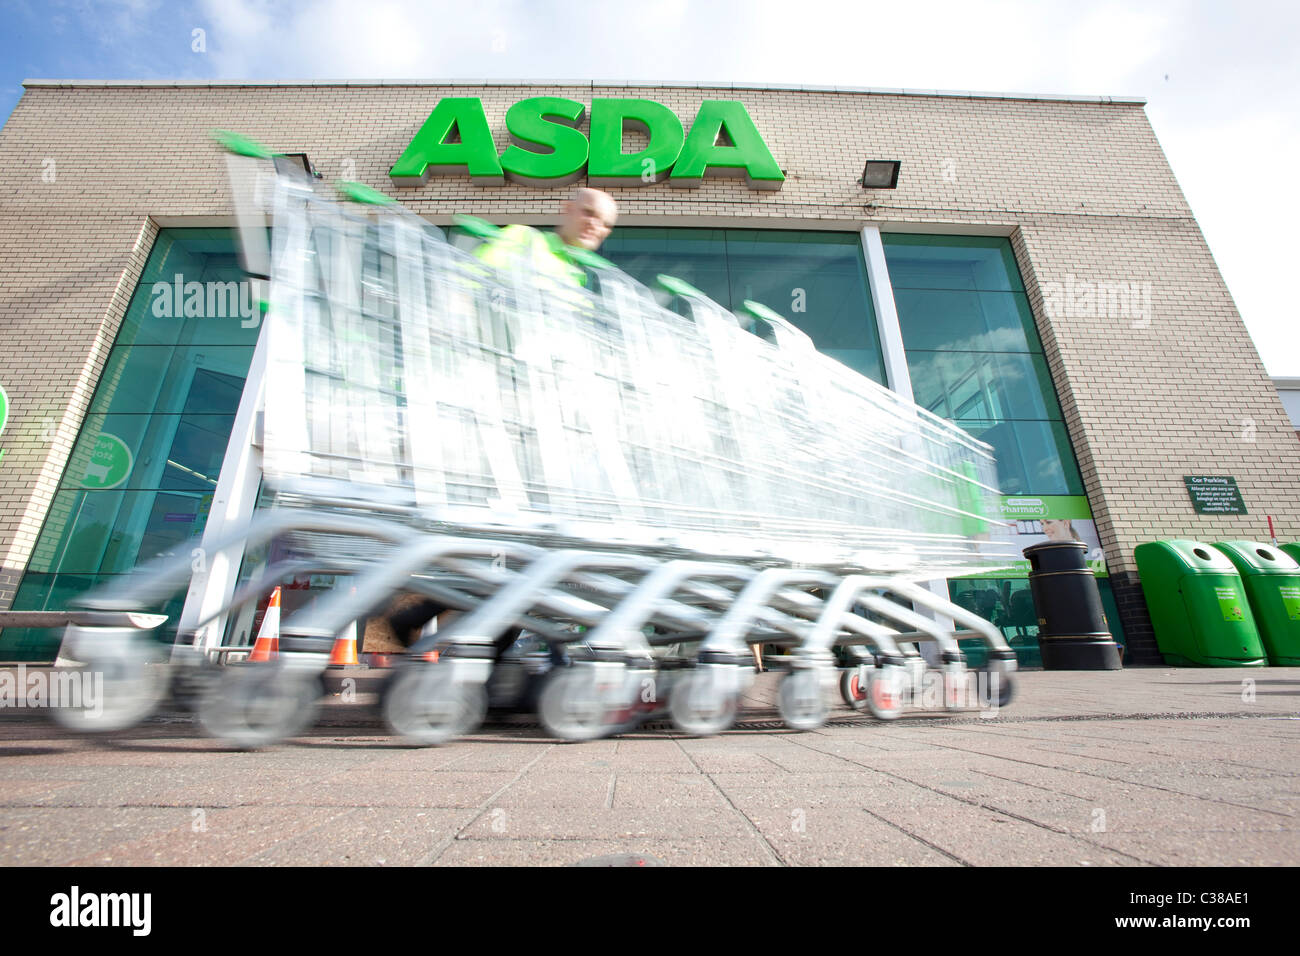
left=861, top=160, right=901, bottom=189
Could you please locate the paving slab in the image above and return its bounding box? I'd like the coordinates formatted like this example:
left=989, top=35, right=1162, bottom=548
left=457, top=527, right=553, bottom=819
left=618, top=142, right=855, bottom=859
left=242, top=807, right=477, bottom=865
left=0, top=666, right=1296, bottom=866
left=434, top=835, right=776, bottom=866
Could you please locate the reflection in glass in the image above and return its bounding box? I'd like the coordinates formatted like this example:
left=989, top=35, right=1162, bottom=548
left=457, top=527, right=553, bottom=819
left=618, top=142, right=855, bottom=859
left=907, top=351, right=1063, bottom=422
left=7, top=230, right=253, bottom=660
left=959, top=419, right=1084, bottom=496
left=887, top=234, right=1083, bottom=498
left=893, top=289, right=1040, bottom=353
left=882, top=234, right=1025, bottom=292
left=602, top=227, right=886, bottom=384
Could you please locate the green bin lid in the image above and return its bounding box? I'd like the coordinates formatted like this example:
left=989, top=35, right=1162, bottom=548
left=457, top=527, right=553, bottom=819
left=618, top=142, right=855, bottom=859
left=1134, top=539, right=1237, bottom=574
left=1213, top=541, right=1300, bottom=575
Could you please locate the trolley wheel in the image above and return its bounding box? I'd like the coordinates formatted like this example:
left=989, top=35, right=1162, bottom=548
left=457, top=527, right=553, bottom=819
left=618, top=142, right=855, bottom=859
left=198, top=663, right=322, bottom=748
left=839, top=669, right=869, bottom=712
left=382, top=664, right=487, bottom=745
left=866, top=669, right=905, bottom=721
left=50, top=638, right=168, bottom=733
left=167, top=664, right=222, bottom=714
left=982, top=669, right=1014, bottom=708
left=668, top=670, right=737, bottom=737
left=538, top=667, right=614, bottom=742
left=778, top=669, right=829, bottom=731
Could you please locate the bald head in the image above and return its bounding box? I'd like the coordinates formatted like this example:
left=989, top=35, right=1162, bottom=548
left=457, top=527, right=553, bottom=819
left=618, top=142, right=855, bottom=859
left=557, top=187, right=618, bottom=251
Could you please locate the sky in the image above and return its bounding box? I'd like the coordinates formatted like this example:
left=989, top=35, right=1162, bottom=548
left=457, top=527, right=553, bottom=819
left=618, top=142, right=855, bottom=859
left=1, top=0, right=1296, bottom=375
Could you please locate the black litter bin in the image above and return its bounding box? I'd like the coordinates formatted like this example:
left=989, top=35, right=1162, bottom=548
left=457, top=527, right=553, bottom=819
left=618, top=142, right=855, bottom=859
left=1024, top=540, right=1122, bottom=669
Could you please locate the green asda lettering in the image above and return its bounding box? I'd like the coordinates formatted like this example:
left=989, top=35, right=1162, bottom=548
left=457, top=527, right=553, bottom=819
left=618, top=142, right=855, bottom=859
left=390, top=98, right=784, bottom=190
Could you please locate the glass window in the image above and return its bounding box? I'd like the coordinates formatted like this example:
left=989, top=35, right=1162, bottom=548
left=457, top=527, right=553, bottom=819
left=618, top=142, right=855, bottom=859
left=114, top=230, right=263, bottom=348
left=948, top=577, right=1042, bottom=667
left=885, top=234, right=1084, bottom=498
left=882, top=234, right=1025, bottom=292
left=599, top=228, right=731, bottom=303
left=25, top=489, right=214, bottom=576
left=950, top=575, right=1127, bottom=666
left=958, top=419, right=1084, bottom=496
left=893, top=290, right=1041, bottom=353
left=7, top=229, right=254, bottom=659
left=89, top=346, right=254, bottom=414
left=3, top=572, right=182, bottom=663
left=602, top=227, right=886, bottom=384
left=907, top=351, right=1064, bottom=422
left=62, top=413, right=237, bottom=492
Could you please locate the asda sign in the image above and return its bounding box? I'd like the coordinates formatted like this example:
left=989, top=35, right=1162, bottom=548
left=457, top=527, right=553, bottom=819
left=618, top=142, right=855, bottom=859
left=390, top=97, right=784, bottom=190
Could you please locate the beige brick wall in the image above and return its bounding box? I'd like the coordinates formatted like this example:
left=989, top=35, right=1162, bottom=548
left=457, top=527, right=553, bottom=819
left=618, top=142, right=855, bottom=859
left=2, top=82, right=1297, bottom=656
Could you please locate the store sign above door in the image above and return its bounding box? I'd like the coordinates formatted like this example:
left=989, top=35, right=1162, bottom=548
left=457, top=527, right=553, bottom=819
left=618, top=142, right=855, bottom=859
left=389, top=97, right=784, bottom=190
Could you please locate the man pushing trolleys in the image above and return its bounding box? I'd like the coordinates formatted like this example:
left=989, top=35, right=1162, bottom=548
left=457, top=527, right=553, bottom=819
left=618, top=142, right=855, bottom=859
left=49, top=131, right=1022, bottom=747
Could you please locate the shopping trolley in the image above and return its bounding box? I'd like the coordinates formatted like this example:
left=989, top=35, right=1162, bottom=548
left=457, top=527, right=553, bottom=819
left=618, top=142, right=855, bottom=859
left=55, top=132, right=1022, bottom=745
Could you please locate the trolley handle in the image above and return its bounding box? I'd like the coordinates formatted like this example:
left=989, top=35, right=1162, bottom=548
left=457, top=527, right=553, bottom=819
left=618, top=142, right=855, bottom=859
left=741, top=300, right=814, bottom=352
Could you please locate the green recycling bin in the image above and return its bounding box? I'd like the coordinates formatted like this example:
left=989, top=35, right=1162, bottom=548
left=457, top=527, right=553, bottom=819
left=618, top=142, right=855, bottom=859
left=1213, top=541, right=1300, bottom=666
left=1280, top=542, right=1300, bottom=565
left=1134, top=540, right=1266, bottom=667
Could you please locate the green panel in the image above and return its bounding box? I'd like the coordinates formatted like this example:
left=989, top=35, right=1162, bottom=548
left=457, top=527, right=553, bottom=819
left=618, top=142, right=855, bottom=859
left=997, top=495, right=1094, bottom=520
left=893, top=289, right=1041, bottom=353
left=907, top=350, right=1064, bottom=421
left=882, top=234, right=1025, bottom=292
left=959, top=419, right=1085, bottom=496
left=1096, top=578, right=1127, bottom=659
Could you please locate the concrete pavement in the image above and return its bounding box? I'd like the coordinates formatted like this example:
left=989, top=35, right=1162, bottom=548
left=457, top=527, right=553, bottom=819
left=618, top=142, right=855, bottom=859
left=0, top=666, right=1296, bottom=866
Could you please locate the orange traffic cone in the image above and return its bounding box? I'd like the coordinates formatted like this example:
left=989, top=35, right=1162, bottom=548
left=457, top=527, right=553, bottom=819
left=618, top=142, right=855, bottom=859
left=329, top=619, right=360, bottom=666
left=328, top=587, right=360, bottom=666
left=248, top=586, right=281, bottom=662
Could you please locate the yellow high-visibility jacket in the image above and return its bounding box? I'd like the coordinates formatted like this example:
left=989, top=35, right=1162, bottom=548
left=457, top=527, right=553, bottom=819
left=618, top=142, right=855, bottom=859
left=472, top=224, right=587, bottom=289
